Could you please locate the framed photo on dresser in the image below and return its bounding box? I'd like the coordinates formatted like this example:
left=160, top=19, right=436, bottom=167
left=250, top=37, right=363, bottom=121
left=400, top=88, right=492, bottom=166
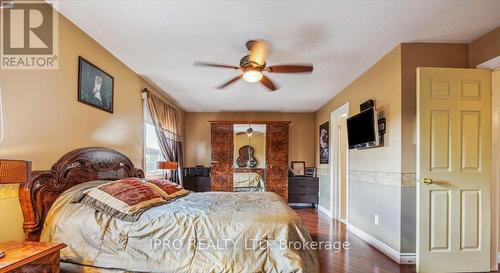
left=291, top=161, right=306, bottom=176
left=305, top=167, right=316, bottom=177
left=78, top=56, right=114, bottom=113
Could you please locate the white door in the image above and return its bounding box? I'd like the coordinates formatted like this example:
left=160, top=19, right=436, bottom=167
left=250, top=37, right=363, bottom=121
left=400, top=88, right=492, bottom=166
left=417, top=67, right=491, bottom=273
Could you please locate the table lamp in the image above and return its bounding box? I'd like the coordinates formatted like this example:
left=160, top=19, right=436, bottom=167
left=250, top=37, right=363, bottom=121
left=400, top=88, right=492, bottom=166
left=157, top=161, right=178, bottom=181
left=0, top=160, right=31, bottom=259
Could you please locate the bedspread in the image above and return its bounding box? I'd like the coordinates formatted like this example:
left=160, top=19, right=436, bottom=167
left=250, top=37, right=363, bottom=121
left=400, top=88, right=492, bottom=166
left=41, top=181, right=319, bottom=273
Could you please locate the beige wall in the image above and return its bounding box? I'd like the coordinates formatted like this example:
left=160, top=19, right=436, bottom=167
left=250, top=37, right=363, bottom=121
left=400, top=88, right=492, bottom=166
left=315, top=45, right=405, bottom=251
left=184, top=112, right=315, bottom=168
left=469, top=26, right=500, bottom=68
left=400, top=43, right=469, bottom=173
left=0, top=11, right=183, bottom=241
left=314, top=43, right=472, bottom=253
left=315, top=45, right=403, bottom=172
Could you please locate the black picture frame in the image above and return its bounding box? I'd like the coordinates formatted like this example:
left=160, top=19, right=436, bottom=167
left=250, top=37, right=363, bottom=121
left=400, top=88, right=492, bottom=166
left=78, top=56, right=114, bottom=113
left=319, top=121, right=329, bottom=164
left=305, top=167, right=316, bottom=177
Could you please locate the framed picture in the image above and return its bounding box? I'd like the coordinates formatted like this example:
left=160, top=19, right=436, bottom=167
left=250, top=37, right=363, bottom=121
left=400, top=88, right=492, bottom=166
left=305, top=167, right=316, bottom=177
left=291, top=161, right=306, bottom=176
left=78, top=56, right=114, bottom=113
left=319, top=121, right=329, bottom=164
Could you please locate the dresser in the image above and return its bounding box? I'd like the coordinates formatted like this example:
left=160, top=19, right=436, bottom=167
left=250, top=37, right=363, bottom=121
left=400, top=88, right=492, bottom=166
left=0, top=241, right=66, bottom=273
left=288, top=176, right=319, bottom=206
left=183, top=176, right=211, bottom=192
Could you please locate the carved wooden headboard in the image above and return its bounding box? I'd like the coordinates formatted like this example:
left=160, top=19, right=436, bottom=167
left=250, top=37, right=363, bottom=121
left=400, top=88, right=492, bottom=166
left=18, top=147, right=144, bottom=241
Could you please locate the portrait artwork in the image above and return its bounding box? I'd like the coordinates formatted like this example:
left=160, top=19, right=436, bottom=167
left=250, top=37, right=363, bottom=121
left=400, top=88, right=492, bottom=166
left=78, top=56, right=114, bottom=113
left=319, top=122, right=329, bottom=164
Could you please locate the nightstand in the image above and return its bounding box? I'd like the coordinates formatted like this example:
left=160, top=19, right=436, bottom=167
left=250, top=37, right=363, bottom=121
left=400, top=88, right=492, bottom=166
left=0, top=241, right=66, bottom=273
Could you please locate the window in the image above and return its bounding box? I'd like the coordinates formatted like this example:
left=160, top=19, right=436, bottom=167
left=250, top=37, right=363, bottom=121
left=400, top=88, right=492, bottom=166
left=144, top=102, right=164, bottom=177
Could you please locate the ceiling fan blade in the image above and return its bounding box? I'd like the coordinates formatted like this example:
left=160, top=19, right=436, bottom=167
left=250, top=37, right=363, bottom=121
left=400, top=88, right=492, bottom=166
left=265, top=64, right=313, bottom=73
left=217, top=75, right=243, bottom=89
left=260, top=75, right=278, bottom=91
left=248, top=40, right=268, bottom=66
left=194, top=62, right=240, bottom=70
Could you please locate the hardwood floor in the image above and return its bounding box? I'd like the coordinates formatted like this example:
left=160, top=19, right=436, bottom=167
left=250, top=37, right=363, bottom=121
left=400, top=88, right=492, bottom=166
left=295, top=208, right=416, bottom=273
left=295, top=208, right=500, bottom=273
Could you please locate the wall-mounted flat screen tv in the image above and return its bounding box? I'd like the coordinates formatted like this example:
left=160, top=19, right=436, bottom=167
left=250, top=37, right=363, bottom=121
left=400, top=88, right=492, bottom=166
left=347, top=107, right=380, bottom=149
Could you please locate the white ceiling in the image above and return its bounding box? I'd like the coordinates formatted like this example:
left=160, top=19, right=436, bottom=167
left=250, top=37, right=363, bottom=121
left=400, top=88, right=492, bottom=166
left=54, top=1, right=500, bottom=112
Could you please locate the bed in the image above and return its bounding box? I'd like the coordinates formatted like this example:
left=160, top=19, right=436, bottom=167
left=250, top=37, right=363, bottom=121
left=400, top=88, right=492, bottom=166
left=233, top=172, right=264, bottom=192
left=19, top=147, right=319, bottom=273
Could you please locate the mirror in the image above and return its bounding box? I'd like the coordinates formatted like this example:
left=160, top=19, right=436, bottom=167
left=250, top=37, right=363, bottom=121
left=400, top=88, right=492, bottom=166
left=233, top=124, right=266, bottom=192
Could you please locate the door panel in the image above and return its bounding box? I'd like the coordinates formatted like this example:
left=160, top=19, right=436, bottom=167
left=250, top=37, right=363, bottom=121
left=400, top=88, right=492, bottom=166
left=460, top=190, right=480, bottom=250
left=417, top=67, right=491, bottom=273
left=461, top=112, right=481, bottom=171
left=430, top=111, right=450, bottom=171
left=210, top=123, right=233, bottom=192
left=429, top=190, right=450, bottom=251
left=265, top=124, right=289, bottom=200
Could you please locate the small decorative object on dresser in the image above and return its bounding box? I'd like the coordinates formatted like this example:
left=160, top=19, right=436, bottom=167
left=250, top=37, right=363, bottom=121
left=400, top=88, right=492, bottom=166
left=304, top=167, right=316, bottom=177
left=291, top=161, right=305, bottom=176
left=0, top=241, right=66, bottom=273
left=288, top=176, right=319, bottom=207
left=78, top=56, right=114, bottom=113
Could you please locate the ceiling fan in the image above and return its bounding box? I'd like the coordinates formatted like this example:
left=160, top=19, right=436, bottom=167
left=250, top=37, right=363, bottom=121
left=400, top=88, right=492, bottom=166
left=235, top=126, right=264, bottom=137
left=194, top=40, right=313, bottom=91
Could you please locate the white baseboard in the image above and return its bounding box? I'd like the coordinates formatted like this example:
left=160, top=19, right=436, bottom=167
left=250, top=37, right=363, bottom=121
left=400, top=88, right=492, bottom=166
left=497, top=252, right=500, bottom=264
left=347, top=223, right=416, bottom=265
left=317, top=205, right=332, bottom=218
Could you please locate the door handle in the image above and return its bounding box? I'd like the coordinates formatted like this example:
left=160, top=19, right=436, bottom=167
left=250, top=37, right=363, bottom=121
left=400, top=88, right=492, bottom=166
left=423, top=177, right=433, bottom=185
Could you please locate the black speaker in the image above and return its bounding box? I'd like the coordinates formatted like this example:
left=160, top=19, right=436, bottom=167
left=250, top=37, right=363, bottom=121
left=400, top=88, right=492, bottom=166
left=360, top=99, right=374, bottom=111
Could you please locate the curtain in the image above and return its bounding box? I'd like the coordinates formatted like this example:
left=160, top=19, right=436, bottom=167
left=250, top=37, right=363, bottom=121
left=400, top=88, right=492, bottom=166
left=145, top=91, right=183, bottom=184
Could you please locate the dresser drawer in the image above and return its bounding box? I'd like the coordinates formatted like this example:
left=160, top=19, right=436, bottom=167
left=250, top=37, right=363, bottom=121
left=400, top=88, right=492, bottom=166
left=288, top=176, right=318, bottom=204
left=183, top=177, right=211, bottom=192
left=288, top=183, right=318, bottom=194
left=183, top=177, right=210, bottom=186
left=288, top=192, right=318, bottom=203
left=186, top=185, right=211, bottom=192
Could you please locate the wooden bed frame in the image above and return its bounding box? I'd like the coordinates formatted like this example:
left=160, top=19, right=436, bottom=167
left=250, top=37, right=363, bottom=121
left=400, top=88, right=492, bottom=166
left=18, top=147, right=144, bottom=241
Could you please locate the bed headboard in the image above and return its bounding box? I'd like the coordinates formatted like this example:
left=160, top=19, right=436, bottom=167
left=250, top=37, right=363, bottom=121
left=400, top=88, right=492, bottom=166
left=18, top=147, right=144, bottom=241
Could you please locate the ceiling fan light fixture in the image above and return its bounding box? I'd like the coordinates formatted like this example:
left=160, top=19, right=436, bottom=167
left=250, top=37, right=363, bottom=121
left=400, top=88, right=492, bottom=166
left=243, top=70, right=263, bottom=83
left=246, top=127, right=254, bottom=137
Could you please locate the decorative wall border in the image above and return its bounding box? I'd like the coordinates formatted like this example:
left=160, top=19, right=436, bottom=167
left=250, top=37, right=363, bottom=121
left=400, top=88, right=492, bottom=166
left=349, top=170, right=416, bottom=187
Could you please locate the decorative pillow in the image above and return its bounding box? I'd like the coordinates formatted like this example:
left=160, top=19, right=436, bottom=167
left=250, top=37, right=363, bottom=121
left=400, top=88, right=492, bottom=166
left=146, top=179, right=190, bottom=200
left=80, top=178, right=165, bottom=222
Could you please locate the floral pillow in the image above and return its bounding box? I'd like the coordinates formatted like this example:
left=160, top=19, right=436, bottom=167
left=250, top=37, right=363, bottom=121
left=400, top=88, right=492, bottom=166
left=79, top=178, right=165, bottom=222
left=146, top=179, right=190, bottom=200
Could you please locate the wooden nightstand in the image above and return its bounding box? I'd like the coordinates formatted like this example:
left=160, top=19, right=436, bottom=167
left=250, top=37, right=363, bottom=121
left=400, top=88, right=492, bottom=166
left=0, top=241, right=66, bottom=273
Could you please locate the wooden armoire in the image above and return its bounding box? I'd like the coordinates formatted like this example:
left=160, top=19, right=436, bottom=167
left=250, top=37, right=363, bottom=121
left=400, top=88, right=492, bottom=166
left=210, top=121, right=290, bottom=199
